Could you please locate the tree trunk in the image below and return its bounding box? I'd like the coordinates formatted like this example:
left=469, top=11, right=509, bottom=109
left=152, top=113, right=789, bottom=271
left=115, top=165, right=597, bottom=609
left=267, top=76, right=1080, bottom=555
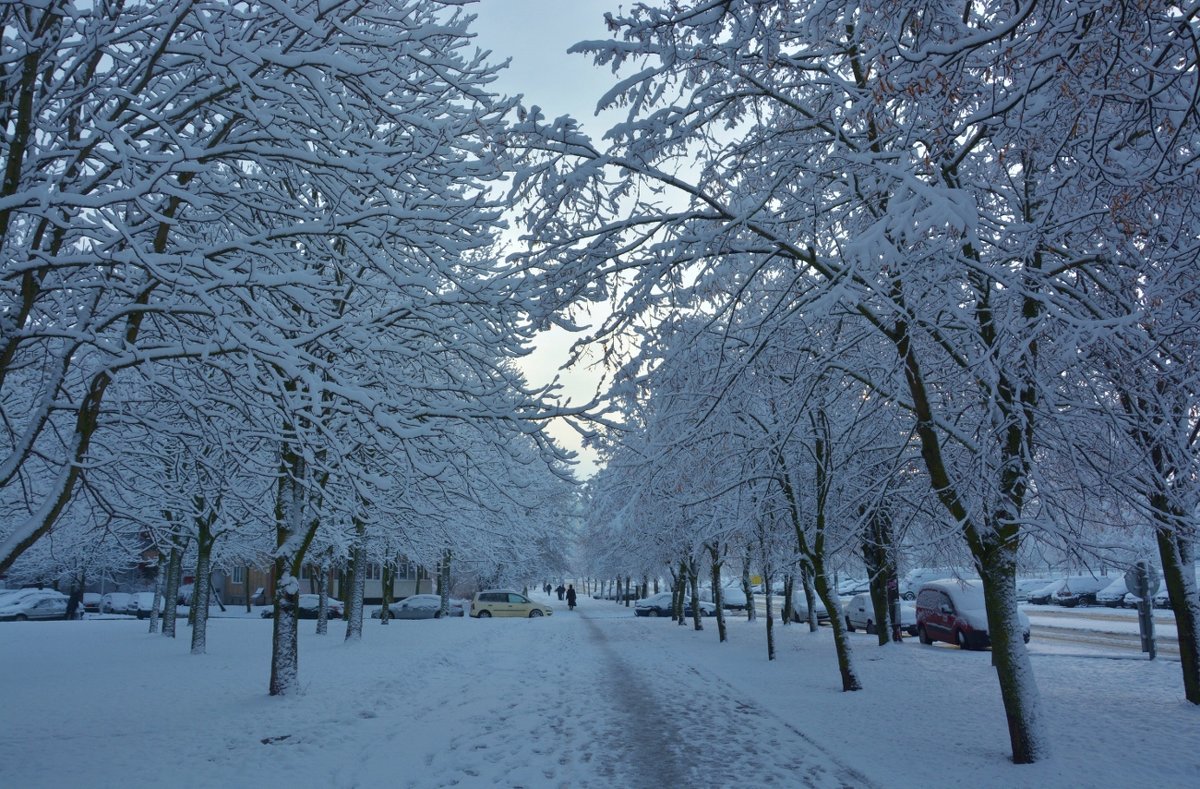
left=708, top=543, right=727, bottom=642
left=741, top=549, right=756, bottom=622
left=800, top=564, right=818, bottom=633
left=764, top=566, right=775, bottom=661
left=162, top=543, right=184, bottom=638
left=1155, top=521, right=1200, bottom=703
left=781, top=574, right=793, bottom=626
left=269, top=561, right=300, bottom=696
left=190, top=511, right=216, bottom=656
left=344, top=541, right=366, bottom=642
left=315, top=558, right=330, bottom=635
left=813, top=562, right=860, bottom=691
left=670, top=561, right=684, bottom=624
left=148, top=561, right=165, bottom=634
left=862, top=507, right=898, bottom=645
left=688, top=560, right=703, bottom=631
left=380, top=563, right=393, bottom=625
left=439, top=550, right=452, bottom=617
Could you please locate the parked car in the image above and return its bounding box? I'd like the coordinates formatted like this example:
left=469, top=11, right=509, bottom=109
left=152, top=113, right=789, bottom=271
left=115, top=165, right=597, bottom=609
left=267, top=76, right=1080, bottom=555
left=258, top=594, right=344, bottom=619
left=0, top=588, right=64, bottom=608
left=470, top=589, right=553, bottom=618
left=82, top=592, right=102, bottom=613
left=1025, top=579, right=1065, bottom=606
left=915, top=579, right=1030, bottom=649
left=836, top=577, right=871, bottom=597
left=1053, top=575, right=1111, bottom=607
left=0, top=591, right=68, bottom=621
left=371, top=594, right=465, bottom=620
left=782, top=589, right=830, bottom=624
left=1096, top=577, right=1134, bottom=608
left=843, top=593, right=918, bottom=636
left=634, top=591, right=717, bottom=618
left=591, top=586, right=639, bottom=601
left=899, top=567, right=975, bottom=600
left=100, top=592, right=135, bottom=614
left=1014, top=578, right=1056, bottom=603
left=699, top=583, right=749, bottom=610
left=128, top=592, right=165, bottom=619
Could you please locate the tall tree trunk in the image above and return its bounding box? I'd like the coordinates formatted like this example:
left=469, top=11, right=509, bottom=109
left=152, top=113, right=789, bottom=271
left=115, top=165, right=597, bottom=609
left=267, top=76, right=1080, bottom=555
left=708, top=543, right=727, bottom=642
left=688, top=559, right=703, bottom=631
left=269, top=559, right=300, bottom=697
left=1155, top=519, right=1200, bottom=703
left=269, top=441, right=316, bottom=697
left=315, top=557, right=330, bottom=635
left=764, top=561, right=775, bottom=661
left=344, top=540, right=366, bottom=642
left=162, top=542, right=184, bottom=638
left=863, top=506, right=897, bottom=645
left=244, top=565, right=252, bottom=614
left=670, top=561, right=684, bottom=624
left=781, top=574, right=794, bottom=626
left=800, top=564, right=818, bottom=632
left=190, top=508, right=217, bottom=655
left=148, top=560, right=165, bottom=634
left=380, top=563, right=393, bottom=625
left=741, top=548, right=756, bottom=622
left=439, top=549, right=452, bottom=617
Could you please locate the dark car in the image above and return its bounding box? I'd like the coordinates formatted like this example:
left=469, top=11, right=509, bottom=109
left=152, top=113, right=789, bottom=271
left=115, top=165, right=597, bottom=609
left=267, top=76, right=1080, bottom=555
left=1052, top=575, right=1111, bottom=608
left=260, top=594, right=344, bottom=619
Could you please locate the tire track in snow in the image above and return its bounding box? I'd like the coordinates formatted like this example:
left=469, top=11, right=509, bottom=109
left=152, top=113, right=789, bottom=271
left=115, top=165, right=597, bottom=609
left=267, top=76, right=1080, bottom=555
left=581, top=613, right=878, bottom=788
left=580, top=614, right=690, bottom=787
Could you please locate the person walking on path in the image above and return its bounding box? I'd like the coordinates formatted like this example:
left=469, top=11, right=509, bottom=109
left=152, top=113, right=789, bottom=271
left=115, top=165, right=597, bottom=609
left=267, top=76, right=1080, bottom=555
left=566, top=584, right=577, bottom=611
left=555, top=584, right=566, bottom=601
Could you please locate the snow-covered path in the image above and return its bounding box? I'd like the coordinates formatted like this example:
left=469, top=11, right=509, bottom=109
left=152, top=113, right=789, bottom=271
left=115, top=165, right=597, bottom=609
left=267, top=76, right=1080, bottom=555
left=3, top=592, right=1198, bottom=788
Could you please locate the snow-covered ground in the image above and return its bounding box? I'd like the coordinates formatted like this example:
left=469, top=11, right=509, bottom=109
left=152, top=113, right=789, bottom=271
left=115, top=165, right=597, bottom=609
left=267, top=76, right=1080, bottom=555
left=2, top=592, right=1196, bottom=788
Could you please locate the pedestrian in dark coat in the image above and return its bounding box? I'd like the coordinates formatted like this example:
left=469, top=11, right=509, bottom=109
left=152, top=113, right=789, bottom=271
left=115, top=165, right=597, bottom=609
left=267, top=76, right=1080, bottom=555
left=566, top=584, right=577, bottom=610
left=555, top=584, right=565, bottom=600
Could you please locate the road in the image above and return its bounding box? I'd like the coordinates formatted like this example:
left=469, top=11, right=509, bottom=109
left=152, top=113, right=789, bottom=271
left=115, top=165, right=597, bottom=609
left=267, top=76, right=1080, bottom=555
left=750, top=593, right=1180, bottom=658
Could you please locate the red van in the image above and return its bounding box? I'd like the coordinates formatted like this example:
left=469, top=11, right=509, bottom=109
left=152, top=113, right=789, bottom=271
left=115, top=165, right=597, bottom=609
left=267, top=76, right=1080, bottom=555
left=915, top=579, right=1030, bottom=650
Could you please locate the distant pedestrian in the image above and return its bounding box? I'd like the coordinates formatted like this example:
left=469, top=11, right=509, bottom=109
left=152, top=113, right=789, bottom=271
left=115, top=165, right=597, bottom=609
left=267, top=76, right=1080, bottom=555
left=566, top=584, right=577, bottom=611
left=544, top=583, right=552, bottom=596
left=555, top=584, right=565, bottom=601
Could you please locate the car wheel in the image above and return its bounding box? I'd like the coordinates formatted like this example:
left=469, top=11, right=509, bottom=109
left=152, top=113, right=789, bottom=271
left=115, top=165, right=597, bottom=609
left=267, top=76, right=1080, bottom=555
left=902, top=591, right=916, bottom=601
left=15, top=614, right=27, bottom=621
left=845, top=616, right=855, bottom=632
left=647, top=609, right=659, bottom=617
left=955, top=630, right=970, bottom=650
left=918, top=625, right=932, bottom=645
left=529, top=609, right=543, bottom=618
left=478, top=610, right=492, bottom=618
left=865, top=619, right=875, bottom=635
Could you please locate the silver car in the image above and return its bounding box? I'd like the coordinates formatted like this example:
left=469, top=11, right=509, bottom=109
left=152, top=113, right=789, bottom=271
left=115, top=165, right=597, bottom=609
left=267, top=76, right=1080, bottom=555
left=371, top=594, right=465, bottom=620
left=0, top=592, right=68, bottom=621
left=844, top=592, right=918, bottom=636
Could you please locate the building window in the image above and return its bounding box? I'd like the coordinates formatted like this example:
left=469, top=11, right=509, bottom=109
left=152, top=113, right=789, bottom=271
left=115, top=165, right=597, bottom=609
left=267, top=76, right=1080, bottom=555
left=232, top=567, right=244, bottom=585
left=367, top=563, right=382, bottom=581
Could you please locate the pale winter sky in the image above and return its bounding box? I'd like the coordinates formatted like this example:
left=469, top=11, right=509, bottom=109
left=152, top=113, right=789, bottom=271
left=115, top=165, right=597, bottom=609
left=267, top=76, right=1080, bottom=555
left=470, top=1, right=626, bottom=478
